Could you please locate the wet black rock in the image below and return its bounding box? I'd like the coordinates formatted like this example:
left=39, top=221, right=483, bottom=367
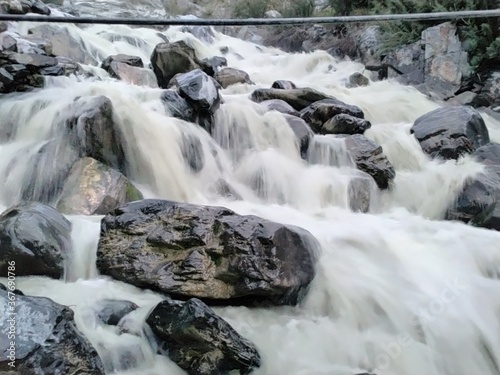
left=174, top=69, right=221, bottom=121
left=284, top=114, right=314, bottom=159
left=469, top=201, right=500, bottom=231
left=300, top=99, right=365, bottom=132
left=200, top=55, right=227, bottom=76
left=322, top=113, right=372, bottom=135
left=66, top=95, right=127, bottom=174
left=214, top=67, right=253, bottom=88
left=56, top=157, right=143, bottom=216
left=260, top=99, right=300, bottom=116
left=446, top=143, right=500, bottom=224
left=151, top=41, right=201, bottom=89
left=0, top=202, right=72, bottom=279
left=0, top=50, right=60, bottom=93
left=146, top=297, right=261, bottom=375
left=0, top=288, right=105, bottom=374
left=343, top=134, right=395, bottom=190
left=272, top=80, right=296, bottom=90
left=160, top=89, right=195, bottom=122
left=411, top=106, right=489, bottom=160
left=250, top=87, right=331, bottom=111
left=0, top=23, right=7, bottom=33
left=96, top=299, right=138, bottom=326
left=101, top=54, right=143, bottom=78
left=96, top=199, right=318, bottom=305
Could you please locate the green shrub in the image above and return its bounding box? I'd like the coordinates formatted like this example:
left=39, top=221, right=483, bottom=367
left=280, top=0, right=315, bottom=17
left=232, top=0, right=268, bottom=18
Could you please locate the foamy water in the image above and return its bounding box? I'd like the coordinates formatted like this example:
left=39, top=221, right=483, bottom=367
left=2, top=11, right=500, bottom=375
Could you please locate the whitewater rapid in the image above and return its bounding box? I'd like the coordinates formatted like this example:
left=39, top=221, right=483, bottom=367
left=2, top=10, right=500, bottom=375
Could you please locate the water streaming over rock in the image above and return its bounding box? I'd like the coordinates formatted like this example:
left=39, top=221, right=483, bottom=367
left=2, top=5, right=500, bottom=375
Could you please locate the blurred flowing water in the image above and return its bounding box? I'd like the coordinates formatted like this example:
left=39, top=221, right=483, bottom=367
left=2, top=5, right=500, bottom=375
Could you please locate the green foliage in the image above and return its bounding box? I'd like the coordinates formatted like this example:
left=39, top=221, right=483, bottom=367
left=280, top=0, right=315, bottom=17
left=232, top=0, right=268, bottom=18
left=361, top=0, right=500, bottom=68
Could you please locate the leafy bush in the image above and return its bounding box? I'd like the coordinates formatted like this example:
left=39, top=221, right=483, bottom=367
left=232, top=0, right=268, bottom=18
left=280, top=0, right=315, bottom=17
left=348, top=0, right=499, bottom=69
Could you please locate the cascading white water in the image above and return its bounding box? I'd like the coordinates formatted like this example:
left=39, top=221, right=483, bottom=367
left=2, top=6, right=500, bottom=375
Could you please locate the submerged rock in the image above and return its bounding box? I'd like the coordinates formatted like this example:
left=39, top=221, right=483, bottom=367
left=150, top=41, right=201, bottom=89
left=146, top=298, right=261, bottom=375
left=66, top=95, right=127, bottom=174
left=96, top=199, right=318, bottom=305
left=348, top=72, right=370, bottom=87
left=284, top=114, right=314, bottom=159
left=469, top=201, right=500, bottom=231
left=348, top=171, right=375, bottom=213
left=271, top=80, right=296, bottom=90
left=96, top=299, right=138, bottom=326
left=300, top=99, right=365, bottom=132
left=181, top=133, right=204, bottom=173
left=260, top=99, right=300, bottom=116
left=343, top=134, right=395, bottom=190
left=0, top=202, right=72, bottom=279
left=446, top=143, right=500, bottom=224
left=322, top=113, right=371, bottom=135
left=250, top=87, right=332, bottom=111
left=0, top=288, right=105, bottom=374
left=214, top=67, right=253, bottom=88
left=56, top=157, right=143, bottom=216
left=411, top=106, right=489, bottom=160
left=160, top=89, right=194, bottom=122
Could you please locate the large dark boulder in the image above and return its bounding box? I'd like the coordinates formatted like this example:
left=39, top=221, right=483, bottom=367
left=171, top=69, right=221, bottom=130
left=300, top=99, right=365, bottom=132
left=96, top=199, right=318, bottom=305
left=150, top=41, right=201, bottom=89
left=0, top=287, right=105, bottom=374
left=56, top=157, right=143, bottom=216
left=146, top=298, right=261, bottom=375
left=322, top=113, right=371, bottom=135
left=66, top=95, right=127, bottom=173
left=250, top=87, right=332, bottom=111
left=410, top=106, right=489, bottom=160
left=446, top=143, right=500, bottom=224
left=343, top=134, right=395, bottom=190
left=0, top=202, right=72, bottom=279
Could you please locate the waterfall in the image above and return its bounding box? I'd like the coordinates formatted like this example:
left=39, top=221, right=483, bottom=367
left=2, top=5, right=500, bottom=375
